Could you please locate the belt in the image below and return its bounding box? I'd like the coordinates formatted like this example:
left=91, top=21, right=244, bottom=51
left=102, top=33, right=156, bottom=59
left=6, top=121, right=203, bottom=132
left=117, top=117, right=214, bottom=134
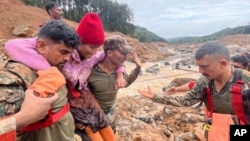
left=22, top=103, right=70, bottom=131
left=103, top=107, right=112, bottom=114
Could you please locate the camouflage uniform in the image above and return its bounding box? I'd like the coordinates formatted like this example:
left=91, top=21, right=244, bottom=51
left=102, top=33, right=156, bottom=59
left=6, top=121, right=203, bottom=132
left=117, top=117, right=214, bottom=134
left=0, top=54, right=75, bottom=141
left=0, top=116, right=16, bottom=136
left=152, top=67, right=250, bottom=115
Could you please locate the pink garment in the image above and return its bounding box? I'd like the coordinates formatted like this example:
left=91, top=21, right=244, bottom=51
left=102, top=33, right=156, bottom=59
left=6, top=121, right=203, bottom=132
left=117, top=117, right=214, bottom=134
left=4, top=37, right=50, bottom=70
left=5, top=38, right=125, bottom=91
left=63, top=50, right=125, bottom=91
left=63, top=50, right=104, bottom=91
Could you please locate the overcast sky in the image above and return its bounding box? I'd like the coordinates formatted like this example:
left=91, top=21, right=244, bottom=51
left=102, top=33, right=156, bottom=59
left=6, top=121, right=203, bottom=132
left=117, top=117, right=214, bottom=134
left=117, top=0, right=250, bottom=39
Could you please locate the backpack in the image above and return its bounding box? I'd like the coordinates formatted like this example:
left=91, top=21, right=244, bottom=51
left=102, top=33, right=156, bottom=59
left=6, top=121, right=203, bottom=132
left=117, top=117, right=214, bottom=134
left=0, top=53, right=36, bottom=117
left=204, top=68, right=250, bottom=125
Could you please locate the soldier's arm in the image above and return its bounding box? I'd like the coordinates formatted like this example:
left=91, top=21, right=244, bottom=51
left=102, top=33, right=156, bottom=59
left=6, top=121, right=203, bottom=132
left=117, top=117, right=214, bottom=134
left=124, top=51, right=142, bottom=87
left=150, top=76, right=206, bottom=107
left=152, top=89, right=203, bottom=107
left=15, top=90, right=58, bottom=129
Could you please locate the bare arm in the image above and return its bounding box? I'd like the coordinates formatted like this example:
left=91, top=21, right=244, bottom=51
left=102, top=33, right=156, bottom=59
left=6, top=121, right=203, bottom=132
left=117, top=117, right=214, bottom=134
left=15, top=89, right=58, bottom=129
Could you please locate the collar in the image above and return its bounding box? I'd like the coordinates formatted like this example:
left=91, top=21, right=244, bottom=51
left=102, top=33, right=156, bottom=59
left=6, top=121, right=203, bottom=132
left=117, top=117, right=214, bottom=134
left=71, top=50, right=82, bottom=63
left=228, top=66, right=235, bottom=83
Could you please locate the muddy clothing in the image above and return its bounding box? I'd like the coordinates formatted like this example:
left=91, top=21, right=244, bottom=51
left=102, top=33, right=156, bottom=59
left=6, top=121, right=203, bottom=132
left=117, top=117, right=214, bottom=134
left=63, top=49, right=125, bottom=131
left=0, top=58, right=75, bottom=141
left=152, top=68, right=250, bottom=115
left=88, top=64, right=141, bottom=130
left=68, top=89, right=110, bottom=132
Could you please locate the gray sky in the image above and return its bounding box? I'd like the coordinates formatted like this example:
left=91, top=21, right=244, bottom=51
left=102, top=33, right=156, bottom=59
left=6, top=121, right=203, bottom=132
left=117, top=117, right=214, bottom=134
left=117, top=0, right=250, bottom=39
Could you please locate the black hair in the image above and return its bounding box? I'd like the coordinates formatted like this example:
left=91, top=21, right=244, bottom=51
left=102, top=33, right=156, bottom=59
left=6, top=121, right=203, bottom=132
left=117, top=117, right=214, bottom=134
left=45, top=1, right=60, bottom=15
left=231, top=54, right=249, bottom=68
left=38, top=20, right=79, bottom=49
left=195, top=41, right=230, bottom=61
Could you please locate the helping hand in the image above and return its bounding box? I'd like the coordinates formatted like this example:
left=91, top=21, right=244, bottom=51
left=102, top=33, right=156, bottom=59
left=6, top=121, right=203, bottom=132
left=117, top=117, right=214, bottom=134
left=137, top=85, right=154, bottom=99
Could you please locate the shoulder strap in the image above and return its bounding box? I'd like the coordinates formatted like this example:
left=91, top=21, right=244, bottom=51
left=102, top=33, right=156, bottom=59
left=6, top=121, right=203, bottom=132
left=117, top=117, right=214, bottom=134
left=231, top=68, right=247, bottom=124
left=204, top=68, right=244, bottom=119
left=204, top=80, right=213, bottom=118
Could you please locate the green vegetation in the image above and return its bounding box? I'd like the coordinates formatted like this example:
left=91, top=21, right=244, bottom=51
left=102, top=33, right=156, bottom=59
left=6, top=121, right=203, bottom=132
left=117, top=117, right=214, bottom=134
left=132, top=25, right=166, bottom=42
left=23, top=0, right=166, bottom=43
left=169, top=25, right=250, bottom=44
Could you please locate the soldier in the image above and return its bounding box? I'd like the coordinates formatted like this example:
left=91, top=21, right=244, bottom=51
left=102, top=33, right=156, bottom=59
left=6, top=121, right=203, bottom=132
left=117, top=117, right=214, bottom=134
left=87, top=35, right=142, bottom=133
left=6, top=13, right=126, bottom=141
left=138, top=41, right=250, bottom=140
left=3, top=20, right=80, bottom=141
left=164, top=54, right=250, bottom=95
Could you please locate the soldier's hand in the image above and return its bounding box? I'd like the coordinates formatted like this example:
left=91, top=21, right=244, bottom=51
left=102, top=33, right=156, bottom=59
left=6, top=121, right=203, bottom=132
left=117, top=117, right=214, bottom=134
left=166, top=87, right=176, bottom=95
left=115, top=74, right=127, bottom=89
left=15, top=89, right=58, bottom=129
left=131, top=51, right=142, bottom=68
left=137, top=85, right=154, bottom=99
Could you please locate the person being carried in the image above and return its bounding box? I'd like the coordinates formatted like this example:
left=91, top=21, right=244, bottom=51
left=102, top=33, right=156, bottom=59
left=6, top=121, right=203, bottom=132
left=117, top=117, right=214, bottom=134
left=87, top=35, right=142, bottom=133
left=138, top=41, right=250, bottom=141
left=4, top=20, right=80, bottom=141
left=64, top=13, right=127, bottom=141
left=6, top=12, right=125, bottom=141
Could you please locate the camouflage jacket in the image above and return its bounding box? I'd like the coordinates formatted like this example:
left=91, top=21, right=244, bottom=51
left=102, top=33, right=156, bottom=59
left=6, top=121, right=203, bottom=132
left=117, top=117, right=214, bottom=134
left=152, top=67, right=250, bottom=115
left=0, top=53, right=75, bottom=141
left=0, top=53, right=36, bottom=117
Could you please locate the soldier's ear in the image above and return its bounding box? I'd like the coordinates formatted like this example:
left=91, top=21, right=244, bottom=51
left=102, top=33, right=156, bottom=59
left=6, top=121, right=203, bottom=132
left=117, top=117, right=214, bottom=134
left=220, top=59, right=228, bottom=67
left=106, top=50, right=113, bottom=57
left=36, top=39, right=48, bottom=55
left=48, top=9, right=53, bottom=15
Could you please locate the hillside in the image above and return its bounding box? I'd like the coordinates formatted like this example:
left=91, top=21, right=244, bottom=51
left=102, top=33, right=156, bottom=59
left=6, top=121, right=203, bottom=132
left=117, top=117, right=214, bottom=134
left=0, top=0, right=173, bottom=62
left=169, top=25, right=250, bottom=44
left=1, top=0, right=250, bottom=61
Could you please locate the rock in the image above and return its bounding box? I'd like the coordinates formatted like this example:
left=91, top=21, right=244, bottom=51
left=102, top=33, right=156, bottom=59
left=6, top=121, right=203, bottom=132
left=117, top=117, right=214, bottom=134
left=164, top=61, right=170, bottom=65
left=145, top=64, right=160, bottom=75
left=137, top=115, right=152, bottom=124
left=12, top=25, right=30, bottom=37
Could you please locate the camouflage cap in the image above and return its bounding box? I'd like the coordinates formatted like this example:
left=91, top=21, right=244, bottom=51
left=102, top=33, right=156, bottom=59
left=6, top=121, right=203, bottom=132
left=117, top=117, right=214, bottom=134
left=104, top=35, right=134, bottom=54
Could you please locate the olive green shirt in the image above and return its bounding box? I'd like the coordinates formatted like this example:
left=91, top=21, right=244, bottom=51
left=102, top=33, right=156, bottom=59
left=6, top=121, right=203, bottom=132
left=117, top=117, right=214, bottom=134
left=88, top=64, right=141, bottom=110
left=153, top=68, right=250, bottom=115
